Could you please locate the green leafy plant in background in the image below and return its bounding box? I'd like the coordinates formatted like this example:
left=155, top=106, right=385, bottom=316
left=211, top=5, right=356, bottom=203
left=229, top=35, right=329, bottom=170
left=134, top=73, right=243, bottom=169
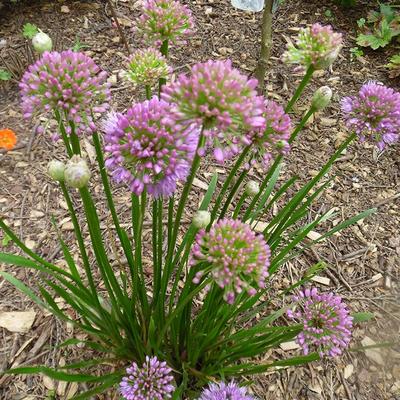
left=0, top=69, right=12, bottom=81
left=386, top=54, right=400, bottom=78
left=335, top=0, right=356, bottom=7
left=356, top=3, right=400, bottom=50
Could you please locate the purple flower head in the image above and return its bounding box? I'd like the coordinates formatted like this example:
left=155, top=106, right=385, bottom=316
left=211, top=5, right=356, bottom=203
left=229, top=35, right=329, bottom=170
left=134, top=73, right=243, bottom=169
left=161, top=60, right=265, bottom=163
left=191, top=219, right=270, bottom=304
left=198, top=381, right=255, bottom=400
left=126, top=48, right=171, bottom=86
left=287, top=287, right=353, bottom=358
left=19, top=50, right=110, bottom=136
left=104, top=97, right=198, bottom=197
left=120, top=356, right=175, bottom=400
left=283, top=23, right=343, bottom=70
left=247, top=100, right=292, bottom=168
left=341, top=82, right=400, bottom=150
left=135, top=0, right=194, bottom=46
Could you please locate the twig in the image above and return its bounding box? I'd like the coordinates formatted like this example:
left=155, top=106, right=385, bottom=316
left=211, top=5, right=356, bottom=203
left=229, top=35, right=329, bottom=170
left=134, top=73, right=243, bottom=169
left=106, top=0, right=130, bottom=55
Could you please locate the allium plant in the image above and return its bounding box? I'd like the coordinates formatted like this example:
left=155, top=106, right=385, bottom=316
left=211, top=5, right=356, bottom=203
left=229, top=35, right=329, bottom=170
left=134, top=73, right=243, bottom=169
left=19, top=50, right=110, bottom=138
left=0, top=3, right=379, bottom=399
left=342, top=81, right=400, bottom=149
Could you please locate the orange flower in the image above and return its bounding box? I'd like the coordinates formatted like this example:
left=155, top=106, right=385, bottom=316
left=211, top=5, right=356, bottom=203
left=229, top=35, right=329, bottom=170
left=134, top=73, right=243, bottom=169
left=0, top=129, right=17, bottom=150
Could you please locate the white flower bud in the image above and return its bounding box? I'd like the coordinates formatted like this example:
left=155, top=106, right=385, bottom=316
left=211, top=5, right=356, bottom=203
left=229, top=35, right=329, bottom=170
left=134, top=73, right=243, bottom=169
left=32, top=31, right=52, bottom=54
left=192, top=210, right=211, bottom=229
left=245, top=180, right=260, bottom=197
left=47, top=160, right=65, bottom=181
left=64, top=156, right=91, bottom=188
left=312, top=86, right=333, bottom=111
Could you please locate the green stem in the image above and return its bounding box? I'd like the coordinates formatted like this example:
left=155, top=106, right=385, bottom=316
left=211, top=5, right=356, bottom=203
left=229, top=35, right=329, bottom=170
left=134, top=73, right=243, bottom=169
left=54, top=110, right=72, bottom=157
left=219, top=168, right=247, bottom=220
left=233, top=192, right=248, bottom=219
left=285, top=66, right=314, bottom=113
left=159, top=39, right=169, bottom=94
left=145, top=85, right=152, bottom=100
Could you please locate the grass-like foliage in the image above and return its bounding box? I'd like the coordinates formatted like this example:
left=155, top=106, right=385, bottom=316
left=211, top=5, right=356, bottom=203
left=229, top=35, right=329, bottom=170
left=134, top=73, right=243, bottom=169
left=1, top=2, right=399, bottom=399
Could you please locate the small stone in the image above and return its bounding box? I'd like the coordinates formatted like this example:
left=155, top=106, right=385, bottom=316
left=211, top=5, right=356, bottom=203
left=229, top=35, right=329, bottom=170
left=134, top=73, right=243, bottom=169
left=344, top=364, right=354, bottom=379
left=60, top=5, right=70, bottom=13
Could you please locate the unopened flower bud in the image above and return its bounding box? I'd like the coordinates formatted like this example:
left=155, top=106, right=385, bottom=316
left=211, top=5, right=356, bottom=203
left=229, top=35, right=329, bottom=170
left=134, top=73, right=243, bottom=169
left=192, top=210, right=211, bottom=229
left=245, top=180, right=260, bottom=197
left=312, top=86, right=333, bottom=111
left=47, top=160, right=65, bottom=181
left=64, top=156, right=91, bottom=188
left=32, top=31, right=52, bottom=54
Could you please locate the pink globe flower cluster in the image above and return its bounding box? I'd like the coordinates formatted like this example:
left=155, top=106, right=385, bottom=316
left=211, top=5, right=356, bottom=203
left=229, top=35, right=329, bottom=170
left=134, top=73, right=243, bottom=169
left=120, top=356, right=175, bottom=400
left=162, top=60, right=265, bottom=163
left=19, top=50, right=110, bottom=136
left=191, top=219, right=270, bottom=304
left=104, top=97, right=198, bottom=197
left=287, top=287, right=353, bottom=358
left=341, top=82, right=400, bottom=150
left=126, top=48, right=171, bottom=87
left=283, top=23, right=343, bottom=70
left=247, top=100, right=292, bottom=168
left=198, top=381, right=255, bottom=400
left=134, top=0, right=194, bottom=46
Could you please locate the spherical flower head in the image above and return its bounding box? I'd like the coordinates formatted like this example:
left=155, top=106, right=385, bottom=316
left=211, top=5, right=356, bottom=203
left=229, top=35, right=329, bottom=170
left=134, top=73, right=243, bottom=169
left=246, top=100, right=292, bottom=169
left=32, top=31, right=52, bottom=54
left=120, top=356, right=175, bottom=400
left=312, top=86, right=332, bottom=111
left=19, top=50, right=110, bottom=136
left=161, top=60, right=265, bottom=163
left=64, top=155, right=91, bottom=188
left=245, top=180, right=260, bottom=197
left=191, top=219, right=270, bottom=304
left=198, top=381, right=255, bottom=400
left=0, top=128, right=17, bottom=150
left=287, top=287, right=353, bottom=358
left=47, top=160, right=66, bottom=181
left=104, top=97, right=199, bottom=198
left=126, top=48, right=171, bottom=86
left=341, top=82, right=400, bottom=150
left=283, top=23, right=343, bottom=70
left=192, top=210, right=211, bottom=229
left=135, top=0, right=194, bottom=46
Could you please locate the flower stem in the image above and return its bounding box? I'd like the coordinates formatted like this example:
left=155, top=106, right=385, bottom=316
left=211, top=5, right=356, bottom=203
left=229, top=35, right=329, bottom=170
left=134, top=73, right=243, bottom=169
left=145, top=85, right=152, bottom=100
left=285, top=66, right=314, bottom=113
left=159, top=39, right=169, bottom=95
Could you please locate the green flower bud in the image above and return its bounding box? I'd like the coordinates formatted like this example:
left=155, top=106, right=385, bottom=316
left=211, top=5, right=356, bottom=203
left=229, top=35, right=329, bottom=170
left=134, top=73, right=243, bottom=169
left=312, top=86, right=333, bottom=111
left=192, top=210, right=211, bottom=229
left=64, top=156, right=91, bottom=188
left=32, top=31, right=52, bottom=54
left=245, top=180, right=260, bottom=197
left=47, top=160, right=65, bottom=181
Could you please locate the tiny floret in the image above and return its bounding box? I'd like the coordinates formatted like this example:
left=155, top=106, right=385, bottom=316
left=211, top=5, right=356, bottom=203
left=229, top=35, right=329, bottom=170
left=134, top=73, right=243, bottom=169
left=126, top=48, right=171, bottom=87
left=161, top=60, right=265, bottom=163
left=47, top=160, right=66, bottom=181
left=64, top=156, right=91, bottom=188
left=245, top=180, right=260, bottom=197
left=342, top=82, right=400, bottom=150
left=104, top=97, right=199, bottom=197
left=19, top=50, right=110, bottom=136
left=192, top=210, right=211, bottom=229
left=135, top=0, right=194, bottom=46
left=287, top=287, right=353, bottom=358
left=312, top=86, right=333, bottom=111
left=283, top=23, right=343, bottom=70
left=247, top=100, right=292, bottom=168
left=120, top=356, right=175, bottom=400
left=32, top=31, right=52, bottom=54
left=191, top=219, right=270, bottom=304
left=198, top=381, right=255, bottom=400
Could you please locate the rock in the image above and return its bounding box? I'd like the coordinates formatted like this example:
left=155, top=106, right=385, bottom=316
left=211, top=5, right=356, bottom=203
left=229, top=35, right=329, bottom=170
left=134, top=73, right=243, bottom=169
left=60, top=5, right=70, bottom=13
left=344, top=364, right=354, bottom=379
left=0, top=310, right=36, bottom=333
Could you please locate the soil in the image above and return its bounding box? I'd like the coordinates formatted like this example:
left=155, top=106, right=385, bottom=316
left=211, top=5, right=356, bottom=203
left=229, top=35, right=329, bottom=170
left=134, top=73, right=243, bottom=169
left=0, top=0, right=399, bottom=399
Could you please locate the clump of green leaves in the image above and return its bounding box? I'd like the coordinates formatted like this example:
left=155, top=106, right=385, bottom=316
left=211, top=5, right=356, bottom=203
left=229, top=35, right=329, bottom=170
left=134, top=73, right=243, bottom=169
left=0, top=69, right=12, bottom=81
left=350, top=46, right=364, bottom=60
left=356, top=4, right=400, bottom=50
left=72, top=37, right=89, bottom=52
left=386, top=54, right=400, bottom=78
left=22, top=22, right=39, bottom=39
